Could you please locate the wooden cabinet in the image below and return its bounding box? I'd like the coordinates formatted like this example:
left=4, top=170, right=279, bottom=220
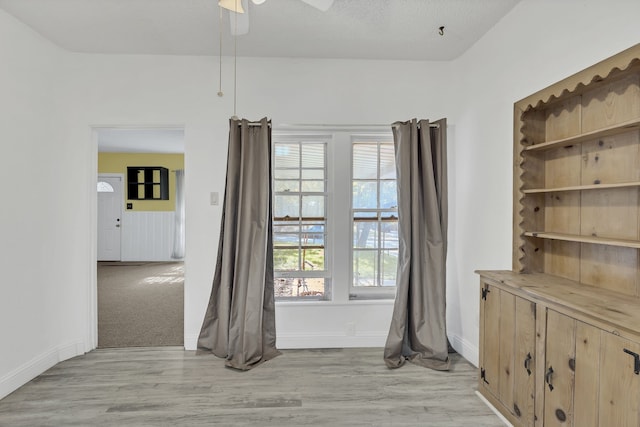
left=478, top=44, right=640, bottom=427
left=477, top=272, right=640, bottom=427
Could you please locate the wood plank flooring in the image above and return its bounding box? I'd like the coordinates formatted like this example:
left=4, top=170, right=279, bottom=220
left=0, top=347, right=504, bottom=426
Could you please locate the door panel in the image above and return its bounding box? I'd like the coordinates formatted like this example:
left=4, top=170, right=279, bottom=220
left=98, top=175, right=123, bottom=261
left=574, top=322, right=601, bottom=427
left=544, top=309, right=576, bottom=427
left=499, top=291, right=516, bottom=408
left=599, top=333, right=640, bottom=427
left=482, top=283, right=500, bottom=398
left=513, top=297, right=536, bottom=426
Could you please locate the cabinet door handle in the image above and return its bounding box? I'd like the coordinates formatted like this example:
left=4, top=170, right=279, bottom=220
left=524, top=353, right=532, bottom=376
left=623, top=349, right=640, bottom=375
left=481, top=285, right=490, bottom=300
left=545, top=366, right=554, bottom=391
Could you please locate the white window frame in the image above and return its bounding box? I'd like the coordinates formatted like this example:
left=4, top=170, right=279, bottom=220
left=272, top=134, right=331, bottom=300
left=272, top=129, right=396, bottom=302
left=350, top=135, right=397, bottom=300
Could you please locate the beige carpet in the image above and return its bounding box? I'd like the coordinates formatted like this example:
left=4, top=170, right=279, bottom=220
left=98, top=261, right=184, bottom=348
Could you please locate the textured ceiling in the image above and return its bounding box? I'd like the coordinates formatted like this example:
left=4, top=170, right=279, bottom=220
left=0, top=0, right=520, bottom=60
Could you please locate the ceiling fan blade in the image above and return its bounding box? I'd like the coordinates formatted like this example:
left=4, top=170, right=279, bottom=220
left=299, top=0, right=334, bottom=12
left=229, top=0, right=250, bottom=35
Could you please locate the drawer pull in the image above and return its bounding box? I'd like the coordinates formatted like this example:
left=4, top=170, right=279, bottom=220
left=623, top=349, right=640, bottom=375
left=545, top=366, right=554, bottom=391
left=524, top=353, right=532, bottom=376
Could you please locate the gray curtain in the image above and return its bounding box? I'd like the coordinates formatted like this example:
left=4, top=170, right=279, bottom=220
left=171, top=169, right=185, bottom=259
left=197, top=117, right=280, bottom=370
left=384, top=118, right=450, bottom=371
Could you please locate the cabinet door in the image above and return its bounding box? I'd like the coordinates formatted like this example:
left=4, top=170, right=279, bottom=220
left=479, top=282, right=536, bottom=425
left=513, top=297, right=536, bottom=425
left=599, top=333, right=640, bottom=427
left=573, top=322, right=601, bottom=427
left=480, top=281, right=500, bottom=398
left=544, top=310, right=576, bottom=426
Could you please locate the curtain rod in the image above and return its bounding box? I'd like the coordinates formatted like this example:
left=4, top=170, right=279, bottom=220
left=391, top=123, right=440, bottom=129
left=231, top=119, right=272, bottom=128
left=240, top=123, right=271, bottom=127
left=279, top=123, right=439, bottom=129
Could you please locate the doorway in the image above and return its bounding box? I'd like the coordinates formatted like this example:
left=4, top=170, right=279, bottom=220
left=95, top=127, right=185, bottom=348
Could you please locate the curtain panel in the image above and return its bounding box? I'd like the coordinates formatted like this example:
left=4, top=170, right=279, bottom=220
left=171, top=169, right=186, bottom=259
left=384, top=118, right=450, bottom=371
left=197, top=117, right=280, bottom=370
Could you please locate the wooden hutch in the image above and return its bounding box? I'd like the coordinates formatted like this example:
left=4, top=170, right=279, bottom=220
left=477, top=44, right=640, bottom=426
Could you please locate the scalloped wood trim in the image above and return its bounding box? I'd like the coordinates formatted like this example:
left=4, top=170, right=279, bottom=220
left=512, top=43, right=640, bottom=274
left=516, top=43, right=640, bottom=113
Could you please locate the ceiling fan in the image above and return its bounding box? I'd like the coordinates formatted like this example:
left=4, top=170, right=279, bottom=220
left=218, top=0, right=335, bottom=35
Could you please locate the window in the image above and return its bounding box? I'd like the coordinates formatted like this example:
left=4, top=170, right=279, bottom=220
left=271, top=131, right=396, bottom=301
left=97, top=181, right=115, bottom=192
left=351, top=140, right=398, bottom=291
left=272, top=139, right=329, bottom=299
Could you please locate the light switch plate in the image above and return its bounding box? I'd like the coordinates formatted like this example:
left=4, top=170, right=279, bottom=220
left=210, top=192, right=219, bottom=206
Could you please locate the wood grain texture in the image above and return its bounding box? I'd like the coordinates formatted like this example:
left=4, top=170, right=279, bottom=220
left=0, top=347, right=505, bottom=427
left=598, top=333, right=640, bottom=427
left=483, top=283, right=501, bottom=400
left=581, top=131, right=640, bottom=186
left=543, top=240, right=580, bottom=281
left=476, top=271, right=640, bottom=342
left=581, top=188, right=638, bottom=240
left=580, top=244, right=638, bottom=296
left=513, top=297, right=536, bottom=426
left=499, top=291, right=515, bottom=410
left=581, top=73, right=640, bottom=133
left=545, top=96, right=582, bottom=142
left=573, top=322, right=601, bottom=427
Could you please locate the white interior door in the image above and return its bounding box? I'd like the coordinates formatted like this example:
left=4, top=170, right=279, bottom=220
left=98, top=175, right=123, bottom=261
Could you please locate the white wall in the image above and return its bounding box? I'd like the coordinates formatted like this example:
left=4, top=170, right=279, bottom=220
left=446, top=0, right=640, bottom=365
left=2, top=0, right=640, bottom=400
left=61, top=53, right=451, bottom=351
left=0, top=11, right=87, bottom=399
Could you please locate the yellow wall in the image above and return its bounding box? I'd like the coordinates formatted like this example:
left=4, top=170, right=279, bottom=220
left=98, top=153, right=184, bottom=211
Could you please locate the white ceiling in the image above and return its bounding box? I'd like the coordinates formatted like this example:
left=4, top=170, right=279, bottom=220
left=3, top=0, right=520, bottom=152
left=97, top=129, right=185, bottom=153
left=0, top=0, right=520, bottom=61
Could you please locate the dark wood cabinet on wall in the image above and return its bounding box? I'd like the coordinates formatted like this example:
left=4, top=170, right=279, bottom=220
left=127, top=166, right=169, bottom=200
left=477, top=44, right=640, bottom=427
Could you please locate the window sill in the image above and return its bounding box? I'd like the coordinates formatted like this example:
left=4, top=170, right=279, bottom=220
left=275, top=299, right=395, bottom=307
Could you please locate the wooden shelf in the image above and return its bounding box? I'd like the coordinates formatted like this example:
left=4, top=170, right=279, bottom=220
left=523, top=117, right=640, bottom=153
left=522, top=181, right=640, bottom=194
left=524, top=231, right=640, bottom=249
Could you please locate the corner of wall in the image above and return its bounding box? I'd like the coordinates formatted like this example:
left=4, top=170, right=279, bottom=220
left=449, top=333, right=479, bottom=367
left=0, top=341, right=86, bottom=400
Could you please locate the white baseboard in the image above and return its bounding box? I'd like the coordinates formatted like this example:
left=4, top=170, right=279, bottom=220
left=184, top=333, right=198, bottom=351
left=475, top=391, right=513, bottom=427
left=277, top=332, right=387, bottom=349
left=0, top=341, right=85, bottom=400
left=187, top=332, right=476, bottom=355
left=448, top=333, right=479, bottom=366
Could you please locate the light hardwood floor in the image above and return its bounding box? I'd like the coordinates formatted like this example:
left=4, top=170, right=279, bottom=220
left=0, top=347, right=504, bottom=426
